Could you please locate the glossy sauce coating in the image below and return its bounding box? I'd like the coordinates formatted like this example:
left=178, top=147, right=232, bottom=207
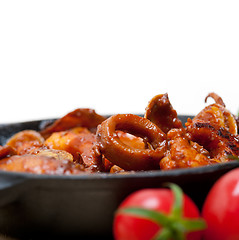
left=0, top=92, right=238, bottom=174
left=96, top=114, right=167, bottom=171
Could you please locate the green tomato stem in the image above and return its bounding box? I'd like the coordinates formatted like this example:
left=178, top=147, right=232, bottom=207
left=117, top=207, right=171, bottom=227
left=152, top=228, right=173, bottom=240
left=117, top=183, right=206, bottom=240
left=178, top=218, right=207, bottom=232
left=169, top=183, right=183, bottom=218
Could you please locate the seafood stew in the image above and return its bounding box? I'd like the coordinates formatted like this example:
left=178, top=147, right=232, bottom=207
left=0, top=93, right=238, bottom=175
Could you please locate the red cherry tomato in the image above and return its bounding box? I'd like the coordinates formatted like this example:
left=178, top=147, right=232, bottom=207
left=113, top=186, right=204, bottom=240
left=202, top=168, right=239, bottom=240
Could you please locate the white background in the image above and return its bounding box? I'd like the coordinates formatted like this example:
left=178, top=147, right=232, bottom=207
left=0, top=1, right=238, bottom=124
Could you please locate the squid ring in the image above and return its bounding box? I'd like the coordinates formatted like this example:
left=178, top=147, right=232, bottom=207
left=96, top=114, right=167, bottom=171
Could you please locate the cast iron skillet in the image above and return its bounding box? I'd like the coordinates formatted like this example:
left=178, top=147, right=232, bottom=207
left=0, top=116, right=239, bottom=239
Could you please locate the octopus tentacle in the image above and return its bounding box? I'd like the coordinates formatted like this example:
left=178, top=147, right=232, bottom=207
left=187, top=93, right=237, bottom=135
left=96, top=114, right=167, bottom=171
left=186, top=93, right=239, bottom=160
left=205, top=92, right=226, bottom=107
left=186, top=122, right=239, bottom=160
left=40, top=108, right=106, bottom=139
left=145, top=93, right=183, bottom=134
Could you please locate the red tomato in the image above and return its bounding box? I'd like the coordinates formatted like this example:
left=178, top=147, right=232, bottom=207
left=113, top=188, right=203, bottom=240
left=202, top=168, right=239, bottom=240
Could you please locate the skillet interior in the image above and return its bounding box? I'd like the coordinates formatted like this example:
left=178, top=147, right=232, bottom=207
left=0, top=116, right=239, bottom=239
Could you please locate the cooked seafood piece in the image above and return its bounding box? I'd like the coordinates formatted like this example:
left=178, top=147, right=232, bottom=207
left=95, top=114, right=167, bottom=171
left=44, top=127, right=102, bottom=172
left=6, top=130, right=45, bottom=155
left=35, top=149, right=74, bottom=162
left=186, top=92, right=239, bottom=161
left=0, top=145, right=16, bottom=159
left=145, top=93, right=183, bottom=134
left=0, top=155, right=84, bottom=175
left=40, top=108, right=106, bottom=139
left=160, top=129, right=219, bottom=170
left=189, top=93, right=237, bottom=135
left=186, top=122, right=239, bottom=160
